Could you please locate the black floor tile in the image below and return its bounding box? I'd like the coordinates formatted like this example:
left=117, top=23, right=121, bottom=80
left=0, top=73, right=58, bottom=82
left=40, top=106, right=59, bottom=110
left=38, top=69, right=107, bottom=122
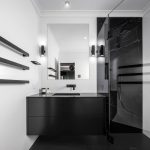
left=30, top=134, right=150, bottom=150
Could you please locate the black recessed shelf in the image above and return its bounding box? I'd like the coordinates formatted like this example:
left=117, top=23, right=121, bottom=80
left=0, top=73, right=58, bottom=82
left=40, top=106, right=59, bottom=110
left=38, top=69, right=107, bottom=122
left=48, top=67, right=57, bottom=72
left=118, top=81, right=150, bottom=84
left=49, top=74, right=57, bottom=78
left=0, top=36, right=29, bottom=57
left=118, top=73, right=150, bottom=77
left=118, top=81, right=143, bottom=84
left=31, top=61, right=41, bottom=65
left=0, top=57, right=29, bottom=70
left=118, top=73, right=142, bottom=76
left=0, top=79, right=29, bottom=84
left=118, top=63, right=150, bottom=69
left=118, top=64, right=142, bottom=69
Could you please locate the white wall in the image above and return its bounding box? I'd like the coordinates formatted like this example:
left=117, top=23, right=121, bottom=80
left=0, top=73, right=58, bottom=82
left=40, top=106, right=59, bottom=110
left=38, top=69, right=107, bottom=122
left=47, top=26, right=60, bottom=78
left=48, top=26, right=60, bottom=68
left=143, top=9, right=150, bottom=138
left=0, top=0, right=40, bottom=149
left=39, top=10, right=143, bottom=93
left=40, top=17, right=97, bottom=93
left=97, top=22, right=108, bottom=93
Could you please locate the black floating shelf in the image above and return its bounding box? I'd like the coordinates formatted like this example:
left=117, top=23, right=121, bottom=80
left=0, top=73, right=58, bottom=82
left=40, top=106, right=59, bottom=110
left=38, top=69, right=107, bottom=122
left=0, top=36, right=29, bottom=57
left=31, top=61, right=41, bottom=65
left=0, top=57, right=29, bottom=70
left=0, top=79, right=29, bottom=84
left=49, top=74, right=57, bottom=78
left=48, top=67, right=57, bottom=72
left=118, top=63, right=150, bottom=69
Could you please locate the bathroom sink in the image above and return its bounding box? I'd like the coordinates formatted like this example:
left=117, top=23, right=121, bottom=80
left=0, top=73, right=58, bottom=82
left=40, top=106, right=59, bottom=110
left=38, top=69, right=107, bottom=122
left=53, top=93, right=80, bottom=96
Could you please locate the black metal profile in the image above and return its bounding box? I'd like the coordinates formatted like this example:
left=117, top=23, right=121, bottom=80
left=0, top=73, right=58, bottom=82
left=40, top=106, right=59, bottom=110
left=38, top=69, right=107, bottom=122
left=49, top=74, right=57, bottom=78
left=0, top=36, right=29, bottom=57
left=0, top=79, right=29, bottom=84
left=0, top=57, right=29, bottom=70
left=48, top=67, right=57, bottom=72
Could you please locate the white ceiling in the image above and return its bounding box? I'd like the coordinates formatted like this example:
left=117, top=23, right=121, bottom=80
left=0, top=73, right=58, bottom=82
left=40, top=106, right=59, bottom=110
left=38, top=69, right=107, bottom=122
left=115, top=0, right=150, bottom=10
left=33, top=0, right=150, bottom=11
left=48, top=24, right=89, bottom=53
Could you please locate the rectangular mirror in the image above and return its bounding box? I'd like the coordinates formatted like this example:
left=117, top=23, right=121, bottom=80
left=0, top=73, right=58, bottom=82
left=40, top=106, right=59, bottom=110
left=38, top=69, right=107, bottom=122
left=47, top=24, right=90, bottom=80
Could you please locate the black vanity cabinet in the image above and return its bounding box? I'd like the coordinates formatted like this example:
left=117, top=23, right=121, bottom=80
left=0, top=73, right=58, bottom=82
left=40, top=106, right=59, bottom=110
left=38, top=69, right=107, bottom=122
left=27, top=95, right=106, bottom=135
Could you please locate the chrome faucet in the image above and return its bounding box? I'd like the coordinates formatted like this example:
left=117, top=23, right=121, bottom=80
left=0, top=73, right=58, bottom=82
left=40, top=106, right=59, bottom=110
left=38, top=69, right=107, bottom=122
left=66, top=84, right=76, bottom=90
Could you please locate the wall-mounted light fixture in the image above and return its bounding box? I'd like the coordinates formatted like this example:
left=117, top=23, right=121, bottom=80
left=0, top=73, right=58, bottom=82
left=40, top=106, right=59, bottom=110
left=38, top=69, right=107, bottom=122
left=98, top=45, right=105, bottom=57
left=41, top=45, right=45, bottom=57
left=91, top=45, right=96, bottom=57
left=65, top=0, right=70, bottom=8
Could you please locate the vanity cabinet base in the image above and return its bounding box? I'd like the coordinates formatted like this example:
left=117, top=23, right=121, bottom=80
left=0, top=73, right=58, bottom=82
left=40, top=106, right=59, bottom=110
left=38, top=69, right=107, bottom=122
left=27, top=97, right=106, bottom=135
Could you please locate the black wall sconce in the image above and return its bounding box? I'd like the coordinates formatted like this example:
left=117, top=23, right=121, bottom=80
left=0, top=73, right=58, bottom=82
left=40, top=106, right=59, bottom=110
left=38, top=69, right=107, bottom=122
left=91, top=45, right=96, bottom=56
left=99, top=45, right=105, bottom=57
left=41, top=45, right=45, bottom=56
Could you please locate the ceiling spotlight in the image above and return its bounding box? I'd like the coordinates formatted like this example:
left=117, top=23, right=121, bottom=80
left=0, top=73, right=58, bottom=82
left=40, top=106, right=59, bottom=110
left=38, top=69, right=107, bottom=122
left=65, top=0, right=70, bottom=8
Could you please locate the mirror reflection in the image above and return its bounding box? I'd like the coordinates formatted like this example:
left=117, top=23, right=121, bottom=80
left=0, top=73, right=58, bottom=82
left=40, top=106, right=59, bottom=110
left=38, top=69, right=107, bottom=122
left=47, top=24, right=89, bottom=80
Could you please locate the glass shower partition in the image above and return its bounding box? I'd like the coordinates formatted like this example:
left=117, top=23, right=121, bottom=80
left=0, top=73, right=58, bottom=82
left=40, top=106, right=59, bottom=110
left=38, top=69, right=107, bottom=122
left=108, top=13, right=143, bottom=133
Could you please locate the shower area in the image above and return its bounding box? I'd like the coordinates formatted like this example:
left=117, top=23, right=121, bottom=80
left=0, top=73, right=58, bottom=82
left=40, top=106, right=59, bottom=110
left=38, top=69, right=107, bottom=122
left=108, top=17, right=142, bottom=132
left=97, top=0, right=144, bottom=137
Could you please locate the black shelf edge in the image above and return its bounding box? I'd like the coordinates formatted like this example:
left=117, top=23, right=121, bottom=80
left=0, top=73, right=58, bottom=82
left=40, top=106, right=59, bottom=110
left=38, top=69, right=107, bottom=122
left=48, top=67, right=57, bottom=72
left=49, top=74, right=57, bottom=78
left=0, top=57, right=29, bottom=70
left=0, top=79, right=29, bottom=84
left=118, top=73, right=142, bottom=76
left=31, top=61, right=41, bottom=65
left=0, top=36, right=29, bottom=57
left=118, top=81, right=150, bottom=84
left=118, top=82, right=142, bottom=84
left=118, top=63, right=150, bottom=69
left=118, top=72, right=150, bottom=76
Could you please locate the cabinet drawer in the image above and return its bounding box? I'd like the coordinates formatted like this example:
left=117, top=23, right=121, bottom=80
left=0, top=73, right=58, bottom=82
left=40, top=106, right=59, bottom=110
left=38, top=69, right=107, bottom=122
left=27, top=97, right=106, bottom=135
left=27, top=97, right=105, bottom=117
left=27, top=116, right=105, bottom=135
left=27, top=117, right=66, bottom=135
left=27, top=97, right=74, bottom=117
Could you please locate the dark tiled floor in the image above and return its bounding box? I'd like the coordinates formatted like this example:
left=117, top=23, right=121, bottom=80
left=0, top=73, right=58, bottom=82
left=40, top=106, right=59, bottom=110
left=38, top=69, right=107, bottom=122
left=30, top=134, right=150, bottom=150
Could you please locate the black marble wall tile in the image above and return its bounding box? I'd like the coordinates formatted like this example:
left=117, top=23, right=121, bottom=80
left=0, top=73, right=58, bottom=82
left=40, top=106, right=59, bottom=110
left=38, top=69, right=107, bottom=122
left=109, top=17, right=142, bottom=131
